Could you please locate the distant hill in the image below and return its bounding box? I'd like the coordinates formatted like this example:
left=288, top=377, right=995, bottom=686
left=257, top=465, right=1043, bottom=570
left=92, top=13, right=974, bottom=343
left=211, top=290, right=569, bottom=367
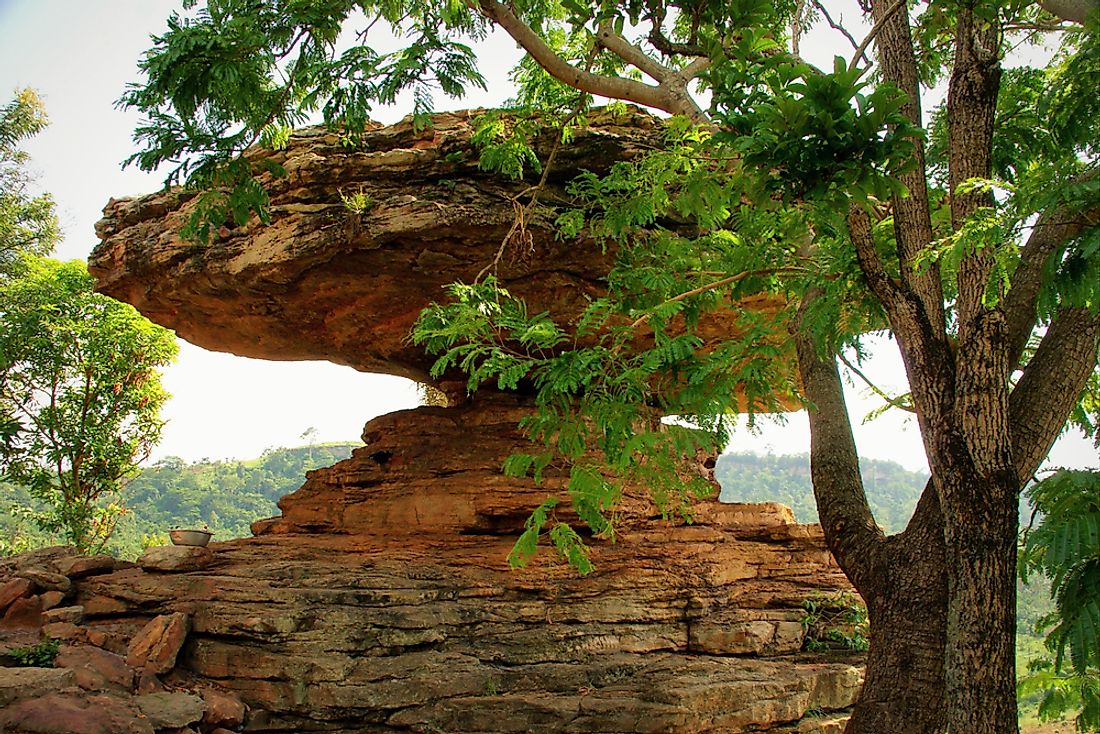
left=0, top=443, right=360, bottom=558
left=109, top=443, right=361, bottom=553
left=716, top=452, right=928, bottom=534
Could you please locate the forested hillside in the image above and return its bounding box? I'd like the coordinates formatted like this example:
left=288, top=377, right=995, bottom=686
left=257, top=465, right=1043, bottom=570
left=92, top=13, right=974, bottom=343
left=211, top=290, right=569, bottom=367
left=1, top=443, right=359, bottom=557
left=717, top=452, right=927, bottom=534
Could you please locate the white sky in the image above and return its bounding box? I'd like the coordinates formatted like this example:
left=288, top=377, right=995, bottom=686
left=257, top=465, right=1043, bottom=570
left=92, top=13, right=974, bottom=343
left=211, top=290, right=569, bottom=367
left=0, top=0, right=1095, bottom=473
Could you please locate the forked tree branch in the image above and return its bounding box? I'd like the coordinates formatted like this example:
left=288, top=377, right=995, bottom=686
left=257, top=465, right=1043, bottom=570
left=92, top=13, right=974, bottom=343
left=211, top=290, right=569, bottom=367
left=1010, top=306, right=1100, bottom=479
left=475, top=0, right=709, bottom=124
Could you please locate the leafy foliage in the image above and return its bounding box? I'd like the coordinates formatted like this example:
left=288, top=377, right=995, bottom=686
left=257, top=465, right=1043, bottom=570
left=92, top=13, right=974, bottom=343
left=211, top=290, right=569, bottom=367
left=1019, top=470, right=1100, bottom=731
left=801, top=590, right=869, bottom=652
left=0, top=258, right=178, bottom=553
left=6, top=636, right=60, bottom=667
left=0, top=89, right=59, bottom=278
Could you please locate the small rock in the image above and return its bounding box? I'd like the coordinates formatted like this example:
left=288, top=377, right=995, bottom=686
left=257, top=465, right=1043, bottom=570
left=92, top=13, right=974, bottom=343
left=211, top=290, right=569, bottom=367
left=2, top=594, right=44, bottom=626
left=135, top=667, right=164, bottom=694
left=55, top=643, right=136, bottom=692
left=17, top=566, right=73, bottom=592
left=0, top=666, right=75, bottom=707
left=138, top=545, right=215, bottom=572
left=41, top=621, right=86, bottom=642
left=55, top=554, right=122, bottom=578
left=134, top=691, right=205, bottom=729
left=0, top=577, right=33, bottom=612
left=85, top=626, right=132, bottom=654
left=39, top=589, right=67, bottom=610
left=201, top=688, right=247, bottom=729
left=43, top=604, right=85, bottom=624
left=127, top=612, right=190, bottom=674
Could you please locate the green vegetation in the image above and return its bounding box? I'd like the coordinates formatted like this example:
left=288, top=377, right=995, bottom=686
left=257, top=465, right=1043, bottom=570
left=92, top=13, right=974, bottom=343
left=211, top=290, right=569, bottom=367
left=717, top=452, right=926, bottom=533
left=800, top=591, right=870, bottom=653
left=7, top=636, right=59, bottom=667
left=0, top=89, right=59, bottom=278
left=1018, top=470, right=1100, bottom=732
left=0, top=258, right=178, bottom=553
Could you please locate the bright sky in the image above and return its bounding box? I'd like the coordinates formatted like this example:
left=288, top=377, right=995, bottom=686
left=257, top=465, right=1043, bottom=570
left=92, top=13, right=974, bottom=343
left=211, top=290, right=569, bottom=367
left=0, top=0, right=1095, bottom=474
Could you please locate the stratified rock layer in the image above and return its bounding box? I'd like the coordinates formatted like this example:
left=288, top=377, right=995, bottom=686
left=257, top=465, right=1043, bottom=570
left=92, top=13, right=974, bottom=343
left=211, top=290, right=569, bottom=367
left=71, top=526, right=858, bottom=733
left=88, top=108, right=783, bottom=388
left=72, top=109, right=861, bottom=733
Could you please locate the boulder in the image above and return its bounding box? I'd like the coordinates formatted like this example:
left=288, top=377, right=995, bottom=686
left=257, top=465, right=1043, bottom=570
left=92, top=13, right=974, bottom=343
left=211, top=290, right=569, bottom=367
left=55, top=643, right=136, bottom=692
left=39, top=590, right=67, bottom=611
left=16, top=567, right=72, bottom=593
left=3, top=594, right=44, bottom=627
left=0, top=691, right=154, bottom=734
left=55, top=554, right=126, bottom=579
left=127, top=612, right=190, bottom=673
left=138, top=546, right=215, bottom=573
left=201, top=688, right=247, bottom=729
left=0, top=577, right=34, bottom=613
left=133, top=691, right=205, bottom=729
left=89, top=108, right=792, bottom=399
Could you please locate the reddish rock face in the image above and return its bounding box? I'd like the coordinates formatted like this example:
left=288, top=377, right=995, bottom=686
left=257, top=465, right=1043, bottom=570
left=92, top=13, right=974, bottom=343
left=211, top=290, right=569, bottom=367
left=88, top=107, right=789, bottom=395
left=76, top=108, right=858, bottom=733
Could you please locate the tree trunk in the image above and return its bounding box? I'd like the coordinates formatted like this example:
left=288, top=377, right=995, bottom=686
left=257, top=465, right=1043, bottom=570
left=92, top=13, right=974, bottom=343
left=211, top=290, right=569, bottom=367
left=793, top=309, right=948, bottom=734
left=940, top=466, right=1021, bottom=734
left=846, top=490, right=947, bottom=734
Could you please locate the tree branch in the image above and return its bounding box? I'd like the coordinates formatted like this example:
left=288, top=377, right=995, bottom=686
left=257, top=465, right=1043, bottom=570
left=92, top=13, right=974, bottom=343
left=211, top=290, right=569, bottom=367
left=595, top=22, right=671, bottom=83
left=838, top=351, right=916, bottom=413
left=629, top=267, right=806, bottom=330
left=793, top=292, right=886, bottom=589
left=1002, top=171, right=1100, bottom=368
left=850, top=0, right=908, bottom=74
left=1037, top=0, right=1099, bottom=25
left=948, top=8, right=1002, bottom=340
left=475, top=0, right=709, bottom=124
left=866, top=0, right=946, bottom=338
left=1010, top=307, right=1100, bottom=479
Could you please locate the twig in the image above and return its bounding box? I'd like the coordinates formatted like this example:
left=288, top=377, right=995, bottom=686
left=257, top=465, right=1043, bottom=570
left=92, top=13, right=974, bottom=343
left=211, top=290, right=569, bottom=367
left=812, top=0, right=867, bottom=61
left=849, top=0, right=909, bottom=74
left=837, top=351, right=916, bottom=413
left=630, top=267, right=805, bottom=330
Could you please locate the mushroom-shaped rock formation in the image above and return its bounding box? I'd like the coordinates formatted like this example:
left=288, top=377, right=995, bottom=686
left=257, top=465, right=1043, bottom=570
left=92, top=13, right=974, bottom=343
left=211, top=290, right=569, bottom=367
left=89, top=107, right=785, bottom=387
left=86, top=110, right=862, bottom=733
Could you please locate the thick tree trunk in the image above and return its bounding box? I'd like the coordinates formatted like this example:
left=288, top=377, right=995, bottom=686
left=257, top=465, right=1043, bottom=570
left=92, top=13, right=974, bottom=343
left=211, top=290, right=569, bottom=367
left=846, top=490, right=947, bottom=734
left=793, top=309, right=947, bottom=734
left=939, top=466, right=1021, bottom=734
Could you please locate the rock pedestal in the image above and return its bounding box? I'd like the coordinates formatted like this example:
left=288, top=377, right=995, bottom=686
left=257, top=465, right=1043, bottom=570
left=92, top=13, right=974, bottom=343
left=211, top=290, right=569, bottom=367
left=60, top=108, right=864, bottom=732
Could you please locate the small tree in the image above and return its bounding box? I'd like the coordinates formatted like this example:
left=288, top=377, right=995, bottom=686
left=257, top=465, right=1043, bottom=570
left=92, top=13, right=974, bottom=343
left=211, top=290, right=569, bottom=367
left=1019, top=469, right=1100, bottom=731
left=0, top=257, right=178, bottom=553
left=0, top=89, right=59, bottom=278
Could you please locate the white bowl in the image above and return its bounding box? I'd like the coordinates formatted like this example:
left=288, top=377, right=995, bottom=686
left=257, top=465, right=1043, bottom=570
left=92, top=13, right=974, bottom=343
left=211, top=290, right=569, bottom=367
left=169, top=529, right=213, bottom=547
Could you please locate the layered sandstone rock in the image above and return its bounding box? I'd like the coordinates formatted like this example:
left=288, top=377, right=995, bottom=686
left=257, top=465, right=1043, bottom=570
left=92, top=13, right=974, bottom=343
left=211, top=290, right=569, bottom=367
left=70, top=109, right=863, bottom=732
left=88, top=107, right=785, bottom=389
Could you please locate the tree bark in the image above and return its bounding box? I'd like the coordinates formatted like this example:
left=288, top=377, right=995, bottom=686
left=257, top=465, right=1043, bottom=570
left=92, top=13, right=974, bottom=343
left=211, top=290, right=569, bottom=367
left=794, top=301, right=946, bottom=734
left=845, top=489, right=947, bottom=734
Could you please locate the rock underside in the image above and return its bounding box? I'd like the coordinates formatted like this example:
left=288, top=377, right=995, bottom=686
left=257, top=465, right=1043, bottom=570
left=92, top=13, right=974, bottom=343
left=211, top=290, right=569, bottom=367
left=88, top=106, right=788, bottom=394
left=9, top=108, right=874, bottom=733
